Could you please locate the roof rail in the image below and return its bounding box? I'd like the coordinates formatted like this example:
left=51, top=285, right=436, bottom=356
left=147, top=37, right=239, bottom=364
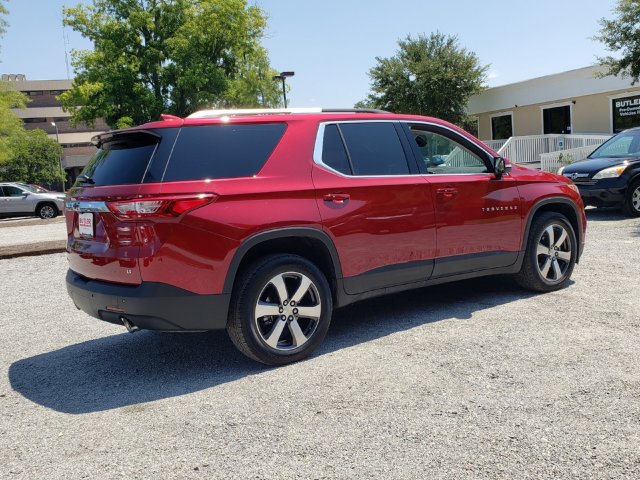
left=187, top=108, right=321, bottom=119
left=186, top=107, right=389, bottom=119
left=321, top=108, right=389, bottom=114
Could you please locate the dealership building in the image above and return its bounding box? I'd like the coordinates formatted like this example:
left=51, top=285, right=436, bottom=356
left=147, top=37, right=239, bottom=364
left=467, top=65, right=640, bottom=141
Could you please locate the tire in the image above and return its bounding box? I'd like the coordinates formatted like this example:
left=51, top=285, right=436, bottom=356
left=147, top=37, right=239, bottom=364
left=622, top=179, right=640, bottom=217
left=37, top=202, right=58, bottom=219
left=227, top=254, right=333, bottom=366
left=514, top=211, right=577, bottom=292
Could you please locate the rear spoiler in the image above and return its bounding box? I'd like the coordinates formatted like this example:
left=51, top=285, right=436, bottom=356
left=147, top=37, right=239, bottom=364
left=91, top=129, right=161, bottom=148
left=91, top=114, right=182, bottom=147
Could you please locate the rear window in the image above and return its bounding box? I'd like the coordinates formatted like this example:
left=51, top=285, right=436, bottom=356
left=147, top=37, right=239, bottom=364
left=162, top=123, right=287, bottom=181
left=77, top=132, right=159, bottom=186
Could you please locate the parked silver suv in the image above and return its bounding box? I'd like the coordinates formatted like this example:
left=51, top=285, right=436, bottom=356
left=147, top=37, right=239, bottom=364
left=0, top=183, right=66, bottom=219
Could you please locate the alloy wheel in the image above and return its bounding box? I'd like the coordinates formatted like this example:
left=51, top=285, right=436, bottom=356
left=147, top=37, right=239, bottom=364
left=253, top=271, right=322, bottom=352
left=39, top=205, right=56, bottom=219
left=535, top=223, right=572, bottom=283
left=632, top=185, right=640, bottom=212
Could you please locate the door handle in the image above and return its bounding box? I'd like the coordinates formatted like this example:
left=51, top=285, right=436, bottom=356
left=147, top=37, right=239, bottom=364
left=436, top=187, right=458, bottom=199
left=323, top=193, right=350, bottom=204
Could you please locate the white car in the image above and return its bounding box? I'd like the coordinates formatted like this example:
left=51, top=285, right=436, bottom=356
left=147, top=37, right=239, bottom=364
left=0, top=182, right=66, bottom=219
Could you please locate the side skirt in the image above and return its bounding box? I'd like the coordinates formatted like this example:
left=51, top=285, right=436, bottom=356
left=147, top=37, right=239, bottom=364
left=335, top=251, right=524, bottom=308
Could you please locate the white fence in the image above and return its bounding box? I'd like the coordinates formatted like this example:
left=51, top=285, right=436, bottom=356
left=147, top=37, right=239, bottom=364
left=483, top=139, right=508, bottom=151
left=494, top=134, right=611, bottom=165
left=539, top=145, right=601, bottom=173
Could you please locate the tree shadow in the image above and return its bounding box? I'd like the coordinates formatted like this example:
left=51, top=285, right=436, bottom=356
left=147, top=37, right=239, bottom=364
left=9, top=276, right=537, bottom=414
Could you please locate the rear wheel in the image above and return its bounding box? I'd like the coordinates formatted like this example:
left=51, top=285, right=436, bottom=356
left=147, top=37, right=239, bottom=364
left=37, top=202, right=58, bottom=219
left=227, top=254, right=332, bottom=365
left=622, top=180, right=640, bottom=217
left=515, top=212, right=577, bottom=292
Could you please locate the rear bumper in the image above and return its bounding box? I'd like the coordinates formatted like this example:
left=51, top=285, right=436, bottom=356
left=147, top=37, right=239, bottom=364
left=66, top=270, right=230, bottom=331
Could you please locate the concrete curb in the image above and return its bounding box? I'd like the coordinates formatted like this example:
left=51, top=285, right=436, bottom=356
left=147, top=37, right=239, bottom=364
left=0, top=241, right=67, bottom=260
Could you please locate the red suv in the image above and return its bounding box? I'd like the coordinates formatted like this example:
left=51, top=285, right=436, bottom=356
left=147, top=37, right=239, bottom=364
left=65, top=109, right=586, bottom=365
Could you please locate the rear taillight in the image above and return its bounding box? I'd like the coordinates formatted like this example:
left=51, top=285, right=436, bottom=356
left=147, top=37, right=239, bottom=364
left=106, top=194, right=216, bottom=220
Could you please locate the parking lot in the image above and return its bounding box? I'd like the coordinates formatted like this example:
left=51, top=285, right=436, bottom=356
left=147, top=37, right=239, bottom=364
left=0, top=209, right=638, bottom=479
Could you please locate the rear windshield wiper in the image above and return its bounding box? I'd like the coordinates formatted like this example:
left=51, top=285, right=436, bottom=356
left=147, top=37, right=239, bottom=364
left=77, top=174, right=95, bottom=184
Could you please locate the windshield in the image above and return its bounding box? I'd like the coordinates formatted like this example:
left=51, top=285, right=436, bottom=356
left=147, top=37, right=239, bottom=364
left=590, top=130, right=640, bottom=158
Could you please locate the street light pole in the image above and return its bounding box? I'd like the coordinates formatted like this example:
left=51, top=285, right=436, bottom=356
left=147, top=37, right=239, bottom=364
left=279, top=76, right=287, bottom=108
left=272, top=71, right=295, bottom=108
left=51, top=122, right=65, bottom=192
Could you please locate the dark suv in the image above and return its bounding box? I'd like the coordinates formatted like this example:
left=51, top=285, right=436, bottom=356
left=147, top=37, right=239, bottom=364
left=559, top=127, right=640, bottom=216
left=65, top=109, right=586, bottom=365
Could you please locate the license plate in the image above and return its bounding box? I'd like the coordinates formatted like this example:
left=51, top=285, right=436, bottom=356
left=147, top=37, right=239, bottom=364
left=78, top=212, right=94, bottom=237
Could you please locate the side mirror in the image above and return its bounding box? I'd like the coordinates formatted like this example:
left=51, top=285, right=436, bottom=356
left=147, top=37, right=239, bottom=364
left=493, top=156, right=509, bottom=179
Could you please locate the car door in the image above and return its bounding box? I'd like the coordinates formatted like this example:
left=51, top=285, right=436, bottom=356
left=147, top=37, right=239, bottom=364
left=405, top=123, right=522, bottom=277
left=1, top=185, right=33, bottom=215
left=0, top=186, right=7, bottom=213
left=312, top=121, right=436, bottom=295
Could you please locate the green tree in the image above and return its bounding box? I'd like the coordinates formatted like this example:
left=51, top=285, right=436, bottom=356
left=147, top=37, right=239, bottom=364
left=0, top=82, right=28, bottom=163
left=0, top=0, right=7, bottom=41
left=595, top=0, right=640, bottom=83
left=60, top=0, right=281, bottom=128
left=359, top=32, right=488, bottom=125
left=0, top=129, right=64, bottom=185
left=221, top=46, right=283, bottom=108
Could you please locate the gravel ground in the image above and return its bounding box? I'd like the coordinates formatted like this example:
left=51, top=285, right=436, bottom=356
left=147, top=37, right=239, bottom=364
left=0, top=209, right=638, bottom=479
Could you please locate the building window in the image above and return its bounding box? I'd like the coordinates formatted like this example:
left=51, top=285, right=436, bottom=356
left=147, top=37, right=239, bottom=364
left=491, top=113, right=513, bottom=140
left=23, top=118, right=47, bottom=123
left=612, top=94, right=640, bottom=133
left=27, top=91, right=43, bottom=96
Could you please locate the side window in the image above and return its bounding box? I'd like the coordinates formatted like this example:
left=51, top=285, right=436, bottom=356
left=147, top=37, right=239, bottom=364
left=339, top=122, right=410, bottom=176
left=321, top=124, right=352, bottom=175
left=3, top=186, right=25, bottom=197
left=411, top=128, right=488, bottom=174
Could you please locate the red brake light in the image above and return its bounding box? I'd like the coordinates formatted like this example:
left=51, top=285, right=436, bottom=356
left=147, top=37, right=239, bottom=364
left=106, top=194, right=217, bottom=220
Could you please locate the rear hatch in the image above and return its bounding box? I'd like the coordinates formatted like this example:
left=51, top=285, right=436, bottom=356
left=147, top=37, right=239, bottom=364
left=66, top=120, right=288, bottom=287
left=66, top=129, right=176, bottom=285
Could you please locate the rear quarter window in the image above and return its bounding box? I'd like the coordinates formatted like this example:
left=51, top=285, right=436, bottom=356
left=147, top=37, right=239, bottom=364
left=162, top=123, right=287, bottom=181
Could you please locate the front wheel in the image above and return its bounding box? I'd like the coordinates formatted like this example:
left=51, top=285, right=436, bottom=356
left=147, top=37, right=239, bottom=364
left=227, top=254, right=333, bottom=365
left=622, top=180, right=640, bottom=217
left=514, top=212, right=577, bottom=292
left=37, top=203, right=58, bottom=219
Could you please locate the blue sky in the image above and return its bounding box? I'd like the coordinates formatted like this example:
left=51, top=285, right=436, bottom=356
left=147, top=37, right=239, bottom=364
left=2, top=0, right=620, bottom=107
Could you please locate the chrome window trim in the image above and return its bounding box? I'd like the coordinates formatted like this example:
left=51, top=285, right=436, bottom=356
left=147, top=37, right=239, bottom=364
left=313, top=119, right=499, bottom=178
left=65, top=200, right=110, bottom=213
left=313, top=120, right=421, bottom=179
